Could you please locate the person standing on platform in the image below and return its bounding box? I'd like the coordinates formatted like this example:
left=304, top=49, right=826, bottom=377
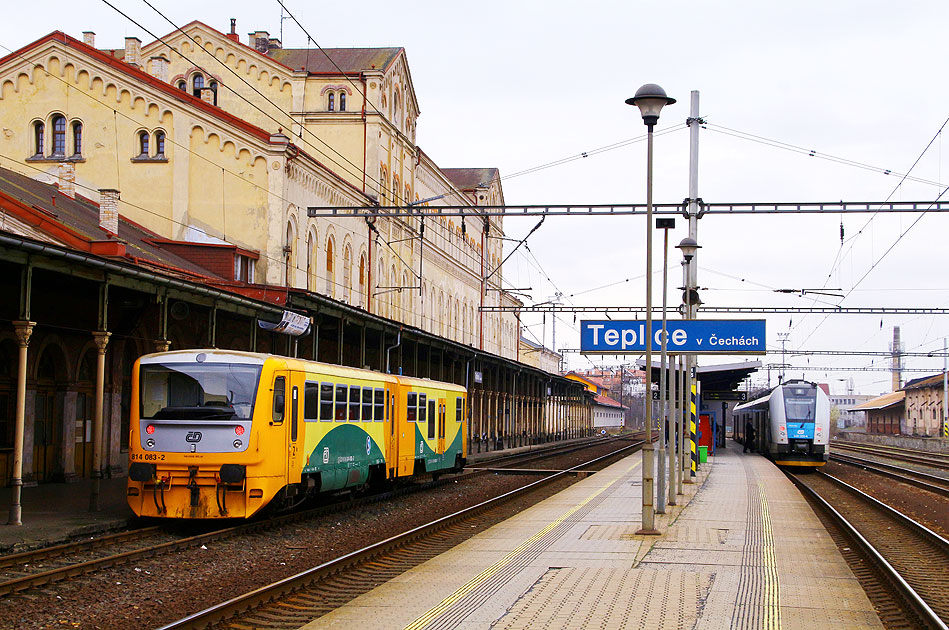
left=743, top=420, right=756, bottom=453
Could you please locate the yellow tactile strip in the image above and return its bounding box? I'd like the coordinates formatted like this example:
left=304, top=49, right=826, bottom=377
left=492, top=567, right=714, bottom=630
left=729, top=459, right=780, bottom=630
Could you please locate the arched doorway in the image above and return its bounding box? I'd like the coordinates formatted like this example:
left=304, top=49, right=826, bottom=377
left=0, top=339, right=16, bottom=485
left=73, top=348, right=96, bottom=478
left=34, top=343, right=67, bottom=482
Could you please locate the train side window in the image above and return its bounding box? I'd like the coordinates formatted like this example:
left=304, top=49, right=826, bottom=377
left=455, top=397, right=463, bottom=422
left=418, top=393, right=427, bottom=423
left=362, top=387, right=373, bottom=421
left=291, top=386, right=299, bottom=441
left=320, top=383, right=333, bottom=421
left=304, top=382, right=319, bottom=422
left=428, top=400, right=436, bottom=439
left=272, top=376, right=285, bottom=424
left=349, top=385, right=361, bottom=421
left=335, top=384, right=347, bottom=421
left=407, top=392, right=417, bottom=421
left=374, top=388, right=384, bottom=422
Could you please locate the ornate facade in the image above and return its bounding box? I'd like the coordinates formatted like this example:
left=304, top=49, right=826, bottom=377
left=0, top=21, right=519, bottom=359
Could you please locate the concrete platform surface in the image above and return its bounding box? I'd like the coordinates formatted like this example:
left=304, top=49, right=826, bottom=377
left=302, top=447, right=883, bottom=630
left=0, top=477, right=133, bottom=552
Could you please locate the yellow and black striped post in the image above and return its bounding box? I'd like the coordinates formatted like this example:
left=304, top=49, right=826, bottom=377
left=690, top=382, right=697, bottom=476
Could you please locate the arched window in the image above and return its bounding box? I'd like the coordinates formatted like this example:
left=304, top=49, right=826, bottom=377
left=138, top=131, right=149, bottom=157
left=358, top=253, right=366, bottom=308
left=328, top=93, right=335, bottom=112
left=208, top=80, right=218, bottom=105
left=72, top=122, right=82, bottom=156
left=192, top=74, right=204, bottom=97
left=285, top=221, right=296, bottom=287
left=343, top=245, right=352, bottom=302
left=33, top=121, right=44, bottom=157
left=154, top=131, right=165, bottom=158
left=306, top=232, right=314, bottom=291
left=51, top=115, right=66, bottom=156
left=339, top=92, right=346, bottom=112
left=325, top=237, right=335, bottom=297
left=377, top=259, right=385, bottom=316
left=177, top=81, right=186, bottom=91
left=390, top=264, right=397, bottom=317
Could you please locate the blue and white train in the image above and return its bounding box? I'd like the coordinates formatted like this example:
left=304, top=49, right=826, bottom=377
left=733, top=380, right=830, bottom=467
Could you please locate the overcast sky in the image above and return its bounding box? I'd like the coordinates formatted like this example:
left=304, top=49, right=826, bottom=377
left=6, top=1, right=949, bottom=396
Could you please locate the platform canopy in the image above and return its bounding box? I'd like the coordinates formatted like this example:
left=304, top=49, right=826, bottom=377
left=635, top=359, right=761, bottom=395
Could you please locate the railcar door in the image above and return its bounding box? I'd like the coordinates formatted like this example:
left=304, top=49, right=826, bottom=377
left=286, top=374, right=303, bottom=484
left=386, top=387, right=397, bottom=478
left=270, top=373, right=290, bottom=485
left=437, top=399, right=446, bottom=453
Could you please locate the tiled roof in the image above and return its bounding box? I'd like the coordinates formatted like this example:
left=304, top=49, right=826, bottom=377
left=593, top=393, right=625, bottom=409
left=442, top=168, right=499, bottom=191
left=852, top=390, right=905, bottom=411
left=902, top=372, right=948, bottom=390
left=268, top=48, right=402, bottom=74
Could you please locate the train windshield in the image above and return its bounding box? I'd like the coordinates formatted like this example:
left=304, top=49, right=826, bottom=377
left=140, top=362, right=262, bottom=421
left=784, top=388, right=816, bottom=421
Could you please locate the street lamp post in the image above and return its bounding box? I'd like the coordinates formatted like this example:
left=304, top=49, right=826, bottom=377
left=627, top=84, right=675, bottom=535
left=677, top=237, right=700, bottom=482
left=656, top=217, right=675, bottom=513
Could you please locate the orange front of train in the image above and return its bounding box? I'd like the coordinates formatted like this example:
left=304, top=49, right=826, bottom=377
left=127, top=350, right=288, bottom=519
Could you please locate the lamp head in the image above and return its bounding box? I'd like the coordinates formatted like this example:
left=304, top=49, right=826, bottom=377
left=676, top=236, right=700, bottom=262
left=626, top=84, right=676, bottom=128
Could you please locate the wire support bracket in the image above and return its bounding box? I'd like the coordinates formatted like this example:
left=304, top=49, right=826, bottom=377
left=308, top=200, right=949, bottom=219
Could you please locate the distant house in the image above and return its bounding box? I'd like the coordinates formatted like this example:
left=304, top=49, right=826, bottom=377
left=853, top=391, right=905, bottom=435
left=901, top=373, right=947, bottom=436
left=827, top=394, right=875, bottom=428
left=564, top=371, right=626, bottom=431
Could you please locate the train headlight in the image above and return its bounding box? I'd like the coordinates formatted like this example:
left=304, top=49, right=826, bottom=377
left=146, top=438, right=155, bottom=448
left=233, top=439, right=243, bottom=449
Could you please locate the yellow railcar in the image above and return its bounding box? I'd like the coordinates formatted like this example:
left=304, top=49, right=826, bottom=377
left=127, top=350, right=466, bottom=519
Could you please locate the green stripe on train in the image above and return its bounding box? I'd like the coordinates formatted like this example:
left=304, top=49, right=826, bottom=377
left=302, top=424, right=386, bottom=491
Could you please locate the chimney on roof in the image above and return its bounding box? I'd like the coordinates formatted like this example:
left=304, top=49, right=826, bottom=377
left=58, top=162, right=75, bottom=199
left=98, top=188, right=120, bottom=235
left=268, top=37, right=282, bottom=50
left=199, top=87, right=215, bottom=105
left=148, top=56, right=169, bottom=82
left=248, top=30, right=270, bottom=53
left=82, top=31, right=95, bottom=47
left=124, top=37, right=142, bottom=68
left=227, top=18, right=239, bottom=42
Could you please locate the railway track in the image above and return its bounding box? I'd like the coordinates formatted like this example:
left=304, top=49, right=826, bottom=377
left=156, top=441, right=643, bottom=630
left=832, top=440, right=949, bottom=471
left=829, top=452, right=949, bottom=498
left=789, top=469, right=949, bottom=630
left=0, top=436, right=635, bottom=601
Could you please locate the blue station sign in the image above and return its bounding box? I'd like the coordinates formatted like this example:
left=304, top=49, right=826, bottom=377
left=580, top=319, right=766, bottom=355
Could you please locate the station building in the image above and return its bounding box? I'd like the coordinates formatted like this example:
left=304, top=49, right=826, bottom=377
left=0, top=21, right=589, bottom=488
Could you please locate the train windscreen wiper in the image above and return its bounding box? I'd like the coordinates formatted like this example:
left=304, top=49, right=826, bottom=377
left=151, top=405, right=237, bottom=420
